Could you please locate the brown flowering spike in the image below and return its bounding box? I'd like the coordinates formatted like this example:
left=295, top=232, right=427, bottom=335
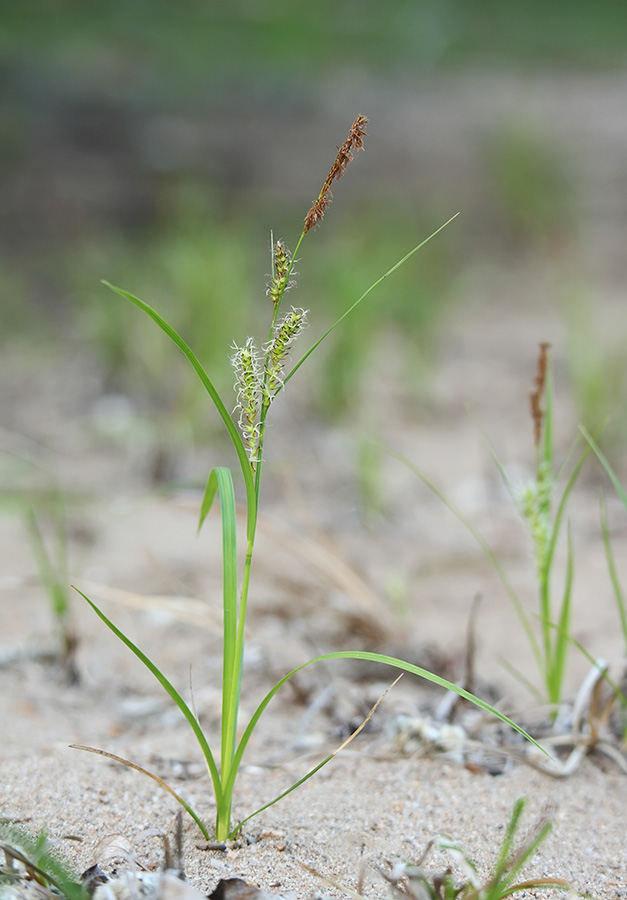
left=530, top=341, right=551, bottom=446
left=304, top=193, right=332, bottom=233
left=304, top=115, right=368, bottom=232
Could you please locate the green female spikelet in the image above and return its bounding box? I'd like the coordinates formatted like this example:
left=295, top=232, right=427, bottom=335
left=267, top=239, right=295, bottom=308
left=231, top=336, right=263, bottom=468
left=517, top=463, right=552, bottom=576
left=264, top=307, right=309, bottom=400
left=517, top=342, right=553, bottom=575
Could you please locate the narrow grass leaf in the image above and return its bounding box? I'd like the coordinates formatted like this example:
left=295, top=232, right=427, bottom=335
left=282, top=214, right=459, bottom=389
left=549, top=523, right=574, bottom=706
left=206, top=467, right=241, bottom=779
left=102, top=281, right=257, bottom=543
left=580, top=425, right=627, bottom=508
left=231, top=676, right=401, bottom=836
left=72, top=587, right=222, bottom=803
left=69, top=745, right=210, bottom=840
left=467, top=408, right=518, bottom=502
left=0, top=840, right=87, bottom=900
left=498, top=656, right=545, bottom=705
left=544, top=444, right=589, bottom=577
left=497, top=878, right=574, bottom=898
left=385, top=446, right=542, bottom=672
left=492, top=796, right=525, bottom=883
left=600, top=495, right=627, bottom=651
left=541, top=618, right=627, bottom=713
left=198, top=471, right=219, bottom=534
left=223, top=649, right=549, bottom=809
left=503, top=824, right=554, bottom=891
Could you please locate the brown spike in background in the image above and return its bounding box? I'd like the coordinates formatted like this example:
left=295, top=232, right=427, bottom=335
left=530, top=341, right=551, bottom=446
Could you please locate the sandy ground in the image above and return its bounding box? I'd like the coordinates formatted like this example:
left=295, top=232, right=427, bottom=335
left=2, top=289, right=627, bottom=898
left=2, top=73, right=627, bottom=899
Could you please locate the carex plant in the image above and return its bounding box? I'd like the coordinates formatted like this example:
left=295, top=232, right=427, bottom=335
left=385, top=797, right=576, bottom=900
left=506, top=343, right=589, bottom=715
left=73, top=117, right=541, bottom=842
left=397, top=343, right=589, bottom=717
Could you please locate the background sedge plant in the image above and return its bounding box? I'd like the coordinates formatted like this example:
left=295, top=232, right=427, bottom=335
left=308, top=797, right=579, bottom=900
left=580, top=427, right=627, bottom=739
left=73, top=116, right=541, bottom=842
left=511, top=342, right=587, bottom=714
left=383, top=797, right=576, bottom=900
left=393, top=344, right=589, bottom=716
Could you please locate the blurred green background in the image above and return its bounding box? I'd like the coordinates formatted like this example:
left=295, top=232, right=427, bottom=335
left=3, top=0, right=627, bottom=461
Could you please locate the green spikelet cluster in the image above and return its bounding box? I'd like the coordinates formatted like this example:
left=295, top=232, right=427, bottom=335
left=266, top=240, right=295, bottom=308
left=517, top=459, right=552, bottom=576
left=230, top=308, right=308, bottom=465
left=231, top=337, right=263, bottom=468
left=264, top=307, right=308, bottom=400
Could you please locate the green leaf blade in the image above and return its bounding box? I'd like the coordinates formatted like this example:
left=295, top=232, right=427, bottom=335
left=101, top=280, right=258, bottom=542
left=73, top=586, right=223, bottom=806
left=225, top=649, right=549, bottom=811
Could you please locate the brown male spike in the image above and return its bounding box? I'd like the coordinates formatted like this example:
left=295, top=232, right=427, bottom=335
left=304, top=115, right=368, bottom=232
left=530, top=341, right=551, bottom=446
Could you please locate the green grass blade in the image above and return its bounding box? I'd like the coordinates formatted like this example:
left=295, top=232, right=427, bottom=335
left=72, top=587, right=223, bottom=805
left=497, top=877, right=574, bottom=898
left=230, top=677, right=399, bottom=836
left=548, top=523, right=574, bottom=707
left=206, top=467, right=241, bottom=780
left=282, top=214, right=459, bottom=389
left=600, top=495, right=627, bottom=651
left=541, top=618, right=627, bottom=714
left=488, top=797, right=526, bottom=892
left=498, top=656, right=545, bottom=705
left=580, top=425, right=627, bottom=508
left=544, top=444, right=589, bottom=577
left=232, top=750, right=335, bottom=837
left=26, top=507, right=68, bottom=620
left=70, top=744, right=210, bottom=840
left=102, top=281, right=257, bottom=543
left=467, top=408, right=517, bottom=502
left=0, top=830, right=87, bottom=900
left=501, top=822, right=553, bottom=893
left=198, top=470, right=219, bottom=534
left=224, top=649, right=549, bottom=809
left=386, top=446, right=542, bottom=673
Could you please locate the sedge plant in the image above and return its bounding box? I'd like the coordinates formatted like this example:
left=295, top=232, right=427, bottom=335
left=393, top=344, right=589, bottom=715
left=385, top=797, right=577, bottom=900
left=25, top=494, right=79, bottom=684
left=0, top=822, right=86, bottom=900
left=511, top=343, right=586, bottom=713
left=310, top=798, right=578, bottom=900
left=73, top=116, right=543, bottom=842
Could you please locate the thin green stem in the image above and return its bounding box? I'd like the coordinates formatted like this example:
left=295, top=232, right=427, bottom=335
left=217, top=468, right=239, bottom=790
left=226, top=535, right=255, bottom=759
left=538, top=566, right=551, bottom=681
